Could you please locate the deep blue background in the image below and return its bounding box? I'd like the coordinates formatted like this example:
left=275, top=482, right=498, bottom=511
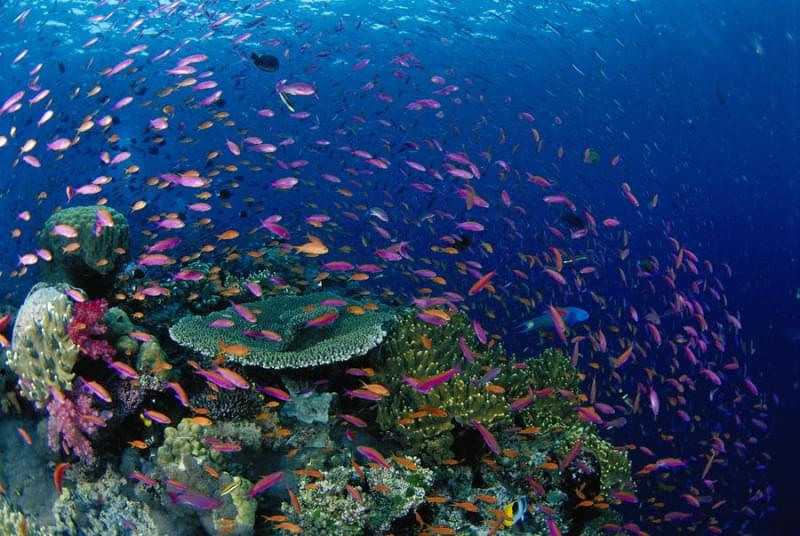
left=0, top=0, right=796, bottom=531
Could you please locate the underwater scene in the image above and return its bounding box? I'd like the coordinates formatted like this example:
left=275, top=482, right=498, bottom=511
left=0, top=0, right=797, bottom=534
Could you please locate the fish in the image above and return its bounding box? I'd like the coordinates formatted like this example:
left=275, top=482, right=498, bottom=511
left=515, top=307, right=589, bottom=333
left=248, top=471, right=284, bottom=497
left=356, top=445, right=390, bottom=469
left=168, top=491, right=223, bottom=510
left=502, top=496, right=527, bottom=527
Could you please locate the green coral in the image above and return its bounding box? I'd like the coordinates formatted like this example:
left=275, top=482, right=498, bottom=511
left=5, top=284, right=79, bottom=402
left=373, top=312, right=512, bottom=462
left=153, top=419, right=257, bottom=535
left=156, top=418, right=223, bottom=468
left=136, top=339, right=169, bottom=380
left=169, top=292, right=395, bottom=369
left=104, top=307, right=134, bottom=339
left=38, top=205, right=129, bottom=282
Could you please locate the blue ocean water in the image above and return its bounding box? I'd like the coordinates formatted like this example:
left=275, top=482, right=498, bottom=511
left=0, top=0, right=796, bottom=534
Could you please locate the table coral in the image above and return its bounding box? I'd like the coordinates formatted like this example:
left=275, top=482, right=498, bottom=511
left=169, top=292, right=395, bottom=369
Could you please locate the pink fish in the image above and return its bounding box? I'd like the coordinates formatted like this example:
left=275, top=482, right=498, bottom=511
left=129, top=472, right=158, bottom=488
left=543, top=194, right=575, bottom=211
left=322, top=261, right=354, bottom=271
left=305, top=311, right=339, bottom=327
left=108, top=361, right=139, bottom=380
left=272, top=177, right=298, bottom=190
left=207, top=319, right=234, bottom=328
left=245, top=282, right=263, bottom=297
left=649, top=387, right=660, bottom=417
left=47, top=138, right=71, bottom=151
left=143, top=409, right=172, bottom=424
left=543, top=268, right=567, bottom=285
left=168, top=491, right=222, bottom=510
left=456, top=221, right=484, bottom=232
left=471, top=420, right=500, bottom=454
left=459, top=336, right=474, bottom=363
left=166, top=382, right=189, bottom=407
left=356, top=445, right=390, bottom=469
left=147, top=237, right=181, bottom=253
left=277, top=80, right=316, bottom=96
left=345, top=388, right=383, bottom=401
left=259, top=386, right=291, bottom=401
left=195, top=369, right=235, bottom=390
left=472, top=319, right=487, bottom=344
left=172, top=269, right=204, bottom=281
left=51, top=224, right=78, bottom=238
left=249, top=472, right=284, bottom=497
left=22, top=155, right=41, bottom=168
left=138, top=254, right=173, bottom=267
left=548, top=305, right=568, bottom=345
left=403, top=367, right=459, bottom=394
left=230, top=301, right=257, bottom=323
left=339, top=414, right=367, bottom=428
left=112, top=97, right=133, bottom=111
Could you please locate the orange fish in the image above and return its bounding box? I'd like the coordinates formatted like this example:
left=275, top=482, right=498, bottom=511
left=452, top=501, right=480, bottom=513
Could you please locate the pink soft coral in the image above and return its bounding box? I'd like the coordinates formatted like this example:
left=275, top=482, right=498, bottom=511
left=46, top=387, right=111, bottom=463
left=68, top=298, right=116, bottom=361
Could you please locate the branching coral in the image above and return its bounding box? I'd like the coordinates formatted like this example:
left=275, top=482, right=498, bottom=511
left=373, top=311, right=512, bottom=462
left=6, top=284, right=79, bottom=402
left=68, top=299, right=116, bottom=362
left=46, top=387, right=111, bottom=463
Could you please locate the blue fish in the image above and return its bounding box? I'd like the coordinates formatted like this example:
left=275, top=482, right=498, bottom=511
left=515, top=307, right=589, bottom=333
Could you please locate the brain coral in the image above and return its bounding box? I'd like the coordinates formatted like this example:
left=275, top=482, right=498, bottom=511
left=5, top=284, right=79, bottom=402
left=169, top=292, right=395, bottom=369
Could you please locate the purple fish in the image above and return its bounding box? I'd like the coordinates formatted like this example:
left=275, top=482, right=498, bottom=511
left=472, top=319, right=487, bottom=344
left=403, top=367, right=459, bottom=394
left=168, top=491, right=222, bottom=510
left=459, top=336, right=474, bottom=363
left=248, top=471, right=284, bottom=497
left=471, top=420, right=500, bottom=455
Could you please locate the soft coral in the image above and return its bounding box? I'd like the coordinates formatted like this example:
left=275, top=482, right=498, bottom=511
left=68, top=298, right=116, bottom=361
left=46, top=387, right=111, bottom=463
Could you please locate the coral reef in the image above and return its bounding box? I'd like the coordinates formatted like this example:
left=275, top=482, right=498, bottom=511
left=373, top=311, right=512, bottom=463
left=5, top=284, right=79, bottom=402
left=189, top=386, right=264, bottom=422
left=279, top=459, right=434, bottom=535
left=152, top=419, right=258, bottom=535
left=38, top=205, right=129, bottom=293
left=0, top=496, right=52, bottom=536
left=52, top=467, right=160, bottom=536
left=68, top=298, right=117, bottom=361
left=47, top=388, right=111, bottom=463
left=281, top=378, right=335, bottom=424
left=169, top=292, right=395, bottom=369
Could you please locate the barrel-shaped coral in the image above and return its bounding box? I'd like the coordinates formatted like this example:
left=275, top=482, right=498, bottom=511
left=5, top=284, right=79, bottom=402
left=38, top=205, right=129, bottom=289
